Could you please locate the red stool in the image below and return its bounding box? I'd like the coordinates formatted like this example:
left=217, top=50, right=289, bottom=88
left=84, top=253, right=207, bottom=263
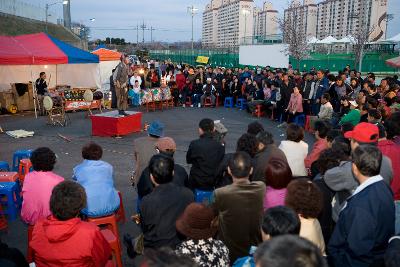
left=185, top=96, right=192, bottom=106
left=18, top=159, right=32, bottom=185
left=0, top=172, right=18, bottom=182
left=305, top=115, right=311, bottom=132
left=101, top=229, right=123, bottom=267
left=204, top=97, right=212, bottom=107
left=27, top=224, right=34, bottom=263
left=253, top=104, right=265, bottom=118
left=115, top=191, right=126, bottom=223
left=146, top=101, right=156, bottom=112
left=0, top=205, right=7, bottom=231
left=216, top=95, right=220, bottom=107
left=88, top=214, right=120, bottom=246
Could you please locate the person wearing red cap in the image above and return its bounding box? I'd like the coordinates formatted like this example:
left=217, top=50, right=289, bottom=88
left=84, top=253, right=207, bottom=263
left=323, top=122, right=393, bottom=223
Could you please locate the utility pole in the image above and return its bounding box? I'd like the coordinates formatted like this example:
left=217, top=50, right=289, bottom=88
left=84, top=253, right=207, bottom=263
left=187, top=5, right=198, bottom=50
left=140, top=21, right=146, bottom=44
left=136, top=24, right=139, bottom=45
left=150, top=26, right=154, bottom=43
left=45, top=4, right=49, bottom=33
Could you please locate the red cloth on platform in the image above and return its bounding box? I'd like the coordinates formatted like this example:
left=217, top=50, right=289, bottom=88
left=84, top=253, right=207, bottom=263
left=91, top=111, right=142, bottom=137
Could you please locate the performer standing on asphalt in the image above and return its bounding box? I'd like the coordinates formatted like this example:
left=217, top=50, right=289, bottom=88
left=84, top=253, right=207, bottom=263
left=113, top=54, right=130, bottom=116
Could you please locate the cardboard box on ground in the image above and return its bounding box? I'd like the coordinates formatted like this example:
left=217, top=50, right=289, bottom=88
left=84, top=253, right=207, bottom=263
left=11, top=83, right=35, bottom=111
left=0, top=91, right=15, bottom=110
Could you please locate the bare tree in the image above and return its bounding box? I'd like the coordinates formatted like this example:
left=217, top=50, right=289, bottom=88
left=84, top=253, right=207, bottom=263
left=351, top=1, right=375, bottom=72
left=275, top=0, right=309, bottom=69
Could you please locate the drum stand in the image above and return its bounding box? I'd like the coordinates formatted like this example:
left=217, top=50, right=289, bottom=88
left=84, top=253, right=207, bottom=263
left=47, top=101, right=68, bottom=127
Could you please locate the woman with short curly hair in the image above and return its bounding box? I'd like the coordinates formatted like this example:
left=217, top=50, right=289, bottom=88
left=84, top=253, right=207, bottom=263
left=21, top=147, right=64, bottom=225
left=285, top=178, right=325, bottom=255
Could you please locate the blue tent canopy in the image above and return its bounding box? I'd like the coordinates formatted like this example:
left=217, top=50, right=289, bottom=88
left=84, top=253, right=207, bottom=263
left=47, top=35, right=99, bottom=64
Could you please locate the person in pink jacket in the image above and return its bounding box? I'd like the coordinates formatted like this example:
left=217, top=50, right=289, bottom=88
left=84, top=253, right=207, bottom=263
left=21, top=147, right=64, bottom=225
left=285, top=86, right=303, bottom=122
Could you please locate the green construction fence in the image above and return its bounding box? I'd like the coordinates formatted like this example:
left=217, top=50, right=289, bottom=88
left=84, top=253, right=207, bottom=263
left=149, top=50, right=399, bottom=73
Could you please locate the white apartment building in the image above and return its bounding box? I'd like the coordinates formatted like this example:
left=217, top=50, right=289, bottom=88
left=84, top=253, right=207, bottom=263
left=254, top=2, right=279, bottom=37
left=283, top=0, right=388, bottom=42
left=316, top=0, right=388, bottom=41
left=202, top=0, right=222, bottom=47
left=283, top=0, right=318, bottom=41
left=203, top=0, right=280, bottom=48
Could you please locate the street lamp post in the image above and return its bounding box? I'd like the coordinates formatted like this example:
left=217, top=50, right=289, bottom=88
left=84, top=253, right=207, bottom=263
left=242, top=9, right=250, bottom=45
left=187, top=5, right=198, bottom=50
left=384, top=14, right=394, bottom=40
left=45, top=0, right=68, bottom=33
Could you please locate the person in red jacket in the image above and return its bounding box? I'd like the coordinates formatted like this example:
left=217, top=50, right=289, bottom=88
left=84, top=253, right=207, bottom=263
left=30, top=181, right=111, bottom=267
left=305, top=120, right=330, bottom=169
left=378, top=122, right=400, bottom=234
left=175, top=69, right=186, bottom=92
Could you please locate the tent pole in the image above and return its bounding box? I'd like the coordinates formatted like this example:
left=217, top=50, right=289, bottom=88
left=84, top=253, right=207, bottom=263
left=31, top=68, right=38, bottom=119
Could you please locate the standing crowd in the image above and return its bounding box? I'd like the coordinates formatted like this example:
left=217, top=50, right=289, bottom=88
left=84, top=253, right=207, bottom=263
left=1, top=61, right=400, bottom=267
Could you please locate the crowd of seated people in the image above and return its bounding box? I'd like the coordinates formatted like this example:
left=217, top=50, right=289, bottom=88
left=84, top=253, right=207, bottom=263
left=2, top=63, right=400, bottom=267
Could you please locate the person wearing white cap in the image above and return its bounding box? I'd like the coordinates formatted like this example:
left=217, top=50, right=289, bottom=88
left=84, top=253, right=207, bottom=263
left=200, top=78, right=216, bottom=107
left=339, top=100, right=361, bottom=126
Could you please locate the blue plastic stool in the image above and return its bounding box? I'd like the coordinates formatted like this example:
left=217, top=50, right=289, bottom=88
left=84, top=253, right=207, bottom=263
left=0, top=161, right=9, bottom=171
left=294, top=114, right=306, bottom=127
left=194, top=189, right=213, bottom=204
left=224, top=97, right=234, bottom=108
left=0, top=182, right=22, bottom=221
left=236, top=98, right=247, bottom=110
left=12, top=150, right=32, bottom=172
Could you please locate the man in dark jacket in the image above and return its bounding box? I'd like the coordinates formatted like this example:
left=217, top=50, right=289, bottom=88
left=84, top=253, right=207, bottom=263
left=328, top=145, right=395, bottom=267
left=140, top=154, right=194, bottom=249
left=312, top=70, right=329, bottom=115
left=277, top=73, right=295, bottom=123
left=251, top=131, right=288, bottom=182
left=137, top=137, right=188, bottom=199
left=186, top=118, right=225, bottom=190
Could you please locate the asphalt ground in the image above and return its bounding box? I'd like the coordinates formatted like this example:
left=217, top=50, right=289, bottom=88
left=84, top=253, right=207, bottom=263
left=0, top=105, right=314, bottom=266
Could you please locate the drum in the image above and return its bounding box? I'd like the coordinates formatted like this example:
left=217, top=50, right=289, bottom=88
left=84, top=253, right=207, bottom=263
left=83, top=89, right=94, bottom=102
left=93, top=91, right=104, bottom=100
left=43, top=96, right=53, bottom=111
left=151, top=88, right=162, bottom=101
left=162, top=87, right=172, bottom=100
left=140, top=90, right=152, bottom=104
left=52, top=96, right=62, bottom=107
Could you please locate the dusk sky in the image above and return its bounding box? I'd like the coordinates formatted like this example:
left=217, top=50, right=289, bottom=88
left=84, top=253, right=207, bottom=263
left=30, top=0, right=400, bottom=42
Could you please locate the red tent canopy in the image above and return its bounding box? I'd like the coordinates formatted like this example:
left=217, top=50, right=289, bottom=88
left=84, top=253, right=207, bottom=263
left=92, top=48, right=121, bottom=61
left=0, top=33, right=67, bottom=65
